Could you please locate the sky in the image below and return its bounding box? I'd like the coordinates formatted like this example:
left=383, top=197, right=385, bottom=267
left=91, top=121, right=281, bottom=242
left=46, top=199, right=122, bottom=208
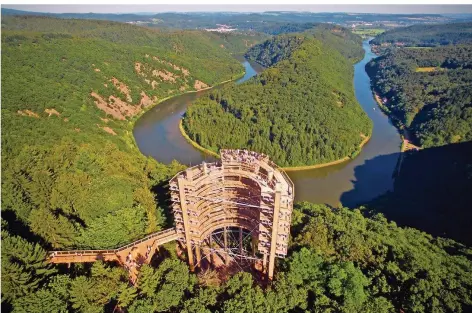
left=3, top=4, right=472, bottom=14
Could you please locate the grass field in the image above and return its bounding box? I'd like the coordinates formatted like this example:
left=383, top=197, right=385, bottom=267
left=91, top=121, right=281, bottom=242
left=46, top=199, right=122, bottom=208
left=352, top=28, right=386, bottom=37
left=415, top=67, right=439, bottom=72
left=405, top=46, right=434, bottom=49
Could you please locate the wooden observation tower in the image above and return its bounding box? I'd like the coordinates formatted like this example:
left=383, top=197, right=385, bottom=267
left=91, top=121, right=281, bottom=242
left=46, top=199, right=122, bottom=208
left=47, top=149, right=294, bottom=282
left=170, top=149, right=294, bottom=279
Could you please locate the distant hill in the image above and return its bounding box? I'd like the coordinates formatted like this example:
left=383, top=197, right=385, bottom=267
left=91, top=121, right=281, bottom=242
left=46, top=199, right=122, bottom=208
left=2, top=8, right=461, bottom=33
left=1, top=8, right=145, bottom=21
left=246, top=24, right=364, bottom=65
left=371, top=22, right=472, bottom=47
left=182, top=27, right=372, bottom=167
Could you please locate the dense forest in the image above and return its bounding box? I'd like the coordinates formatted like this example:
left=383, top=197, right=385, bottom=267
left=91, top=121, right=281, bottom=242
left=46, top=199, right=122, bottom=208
left=3, top=203, right=472, bottom=312
left=183, top=27, right=371, bottom=167
left=366, top=44, right=472, bottom=147
left=1, top=15, right=250, bottom=252
left=371, top=22, right=472, bottom=47
left=211, top=31, right=270, bottom=54
left=2, top=15, right=269, bottom=56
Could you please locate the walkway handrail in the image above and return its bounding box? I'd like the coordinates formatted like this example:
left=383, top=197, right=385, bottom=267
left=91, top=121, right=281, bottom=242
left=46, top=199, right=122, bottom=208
left=48, top=227, right=180, bottom=257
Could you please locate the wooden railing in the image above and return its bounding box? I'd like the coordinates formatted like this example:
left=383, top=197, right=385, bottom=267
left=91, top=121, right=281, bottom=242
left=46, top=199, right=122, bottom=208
left=48, top=228, right=181, bottom=262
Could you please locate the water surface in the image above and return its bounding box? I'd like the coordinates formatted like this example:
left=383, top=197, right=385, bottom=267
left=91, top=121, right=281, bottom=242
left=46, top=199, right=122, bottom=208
left=133, top=57, right=263, bottom=165
left=289, top=40, right=402, bottom=206
left=133, top=42, right=402, bottom=207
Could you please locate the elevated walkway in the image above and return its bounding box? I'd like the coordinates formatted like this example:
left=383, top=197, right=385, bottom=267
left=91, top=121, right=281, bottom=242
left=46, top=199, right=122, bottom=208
left=48, top=228, right=181, bottom=283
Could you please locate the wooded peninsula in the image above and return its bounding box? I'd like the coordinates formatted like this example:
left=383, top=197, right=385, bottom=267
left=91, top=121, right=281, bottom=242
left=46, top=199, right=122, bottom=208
left=182, top=26, right=373, bottom=167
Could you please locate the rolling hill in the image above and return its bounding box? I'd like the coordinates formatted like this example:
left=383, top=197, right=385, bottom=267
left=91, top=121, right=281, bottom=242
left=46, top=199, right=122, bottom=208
left=1, top=15, right=246, bottom=251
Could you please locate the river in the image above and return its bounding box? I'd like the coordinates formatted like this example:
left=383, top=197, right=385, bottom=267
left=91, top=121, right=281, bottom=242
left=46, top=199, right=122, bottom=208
left=133, top=40, right=402, bottom=207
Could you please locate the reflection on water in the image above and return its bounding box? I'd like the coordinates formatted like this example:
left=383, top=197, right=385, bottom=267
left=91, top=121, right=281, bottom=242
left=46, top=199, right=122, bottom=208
left=133, top=43, right=402, bottom=207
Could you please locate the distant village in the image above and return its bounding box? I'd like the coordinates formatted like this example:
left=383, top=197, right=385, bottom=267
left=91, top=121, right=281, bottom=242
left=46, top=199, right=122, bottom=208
left=204, top=24, right=237, bottom=32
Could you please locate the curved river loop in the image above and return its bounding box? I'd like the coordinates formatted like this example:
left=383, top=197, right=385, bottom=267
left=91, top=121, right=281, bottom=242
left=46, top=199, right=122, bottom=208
left=133, top=40, right=402, bottom=207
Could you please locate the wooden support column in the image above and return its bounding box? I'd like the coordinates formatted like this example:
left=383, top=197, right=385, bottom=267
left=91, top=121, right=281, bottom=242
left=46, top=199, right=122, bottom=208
left=221, top=164, right=225, bottom=192
left=268, top=183, right=282, bottom=280
left=195, top=244, right=201, bottom=268
left=178, top=177, right=194, bottom=271
left=262, top=252, right=268, bottom=274
left=251, top=235, right=258, bottom=257
left=224, top=227, right=230, bottom=265
left=209, top=236, right=214, bottom=267
left=239, top=227, right=243, bottom=259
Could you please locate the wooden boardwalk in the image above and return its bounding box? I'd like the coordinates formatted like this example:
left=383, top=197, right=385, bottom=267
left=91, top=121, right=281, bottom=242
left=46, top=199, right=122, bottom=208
left=48, top=228, right=181, bottom=283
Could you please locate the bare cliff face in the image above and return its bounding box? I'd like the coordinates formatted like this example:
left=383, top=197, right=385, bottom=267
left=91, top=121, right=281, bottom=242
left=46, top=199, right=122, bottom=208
left=91, top=54, right=210, bottom=121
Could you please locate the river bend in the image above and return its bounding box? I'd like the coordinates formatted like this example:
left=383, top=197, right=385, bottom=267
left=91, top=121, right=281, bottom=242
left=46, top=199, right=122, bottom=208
left=133, top=41, right=401, bottom=207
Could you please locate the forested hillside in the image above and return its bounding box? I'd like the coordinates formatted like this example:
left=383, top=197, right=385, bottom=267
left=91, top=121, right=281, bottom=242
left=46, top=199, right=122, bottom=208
left=305, top=25, right=365, bottom=62
left=366, top=44, right=472, bottom=147
left=243, top=34, right=304, bottom=67
left=371, top=22, right=472, bottom=47
left=211, top=31, right=270, bottom=54
left=2, top=15, right=269, bottom=56
left=1, top=15, right=245, bottom=252
left=245, top=24, right=364, bottom=66
left=3, top=203, right=472, bottom=312
left=183, top=28, right=372, bottom=167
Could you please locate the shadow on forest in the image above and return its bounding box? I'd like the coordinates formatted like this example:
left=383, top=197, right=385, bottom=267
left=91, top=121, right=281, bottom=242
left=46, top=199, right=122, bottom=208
left=2, top=209, right=48, bottom=247
left=151, top=180, right=176, bottom=228
left=341, top=141, right=472, bottom=246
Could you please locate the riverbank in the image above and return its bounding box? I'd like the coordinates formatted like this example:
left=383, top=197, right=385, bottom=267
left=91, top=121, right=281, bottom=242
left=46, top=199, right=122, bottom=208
left=372, top=91, right=421, bottom=153
left=178, top=119, right=220, bottom=158
left=126, top=71, right=245, bottom=151
left=178, top=119, right=372, bottom=171
left=283, top=134, right=371, bottom=171
left=130, top=72, right=245, bottom=127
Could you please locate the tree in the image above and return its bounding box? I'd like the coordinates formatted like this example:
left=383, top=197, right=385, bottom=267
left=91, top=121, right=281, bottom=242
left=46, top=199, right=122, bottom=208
left=136, top=260, right=196, bottom=312
left=1, top=229, right=56, bottom=303
left=67, top=262, right=129, bottom=313
left=181, top=288, right=218, bottom=313
left=222, top=273, right=267, bottom=313
left=77, top=206, right=148, bottom=249
left=12, top=289, right=68, bottom=313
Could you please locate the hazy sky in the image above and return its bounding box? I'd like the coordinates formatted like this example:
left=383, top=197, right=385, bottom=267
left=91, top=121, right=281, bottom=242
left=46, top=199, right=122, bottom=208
left=3, top=4, right=472, bottom=14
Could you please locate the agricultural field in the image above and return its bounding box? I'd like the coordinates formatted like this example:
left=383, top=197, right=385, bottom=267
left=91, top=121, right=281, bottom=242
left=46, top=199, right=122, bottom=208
left=352, top=27, right=385, bottom=38
left=415, top=66, right=439, bottom=72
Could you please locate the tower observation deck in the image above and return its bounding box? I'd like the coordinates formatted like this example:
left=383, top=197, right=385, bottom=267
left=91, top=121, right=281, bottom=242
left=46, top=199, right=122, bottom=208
left=47, top=149, right=294, bottom=282
left=170, top=149, right=294, bottom=279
